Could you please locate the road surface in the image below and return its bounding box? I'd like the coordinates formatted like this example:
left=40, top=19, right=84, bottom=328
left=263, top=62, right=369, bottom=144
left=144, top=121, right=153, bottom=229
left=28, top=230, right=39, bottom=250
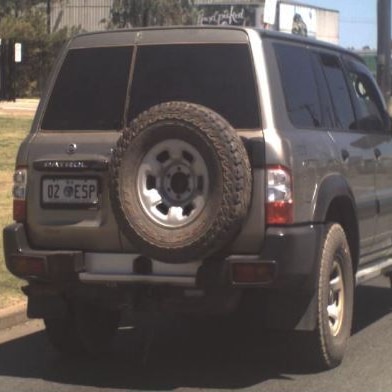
left=0, top=276, right=391, bottom=392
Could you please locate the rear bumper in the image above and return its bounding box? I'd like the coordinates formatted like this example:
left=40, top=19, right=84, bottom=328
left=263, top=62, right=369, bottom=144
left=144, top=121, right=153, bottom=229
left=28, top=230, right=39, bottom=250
left=3, top=223, right=83, bottom=281
left=3, top=222, right=324, bottom=290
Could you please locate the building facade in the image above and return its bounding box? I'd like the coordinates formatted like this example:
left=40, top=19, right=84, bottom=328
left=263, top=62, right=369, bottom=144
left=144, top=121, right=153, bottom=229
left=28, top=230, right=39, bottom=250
left=50, top=0, right=111, bottom=32
left=49, top=0, right=339, bottom=45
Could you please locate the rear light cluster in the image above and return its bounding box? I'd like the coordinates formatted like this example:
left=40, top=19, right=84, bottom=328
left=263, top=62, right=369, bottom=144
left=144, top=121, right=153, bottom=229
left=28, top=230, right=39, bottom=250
left=10, top=255, right=46, bottom=277
left=232, top=262, right=275, bottom=284
left=13, top=167, right=27, bottom=222
left=266, top=165, right=293, bottom=225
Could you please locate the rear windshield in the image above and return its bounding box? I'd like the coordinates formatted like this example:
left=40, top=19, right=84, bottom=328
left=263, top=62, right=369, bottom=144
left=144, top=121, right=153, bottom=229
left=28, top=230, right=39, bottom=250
left=41, top=46, right=133, bottom=130
left=42, top=43, right=259, bottom=131
left=128, top=44, right=260, bottom=128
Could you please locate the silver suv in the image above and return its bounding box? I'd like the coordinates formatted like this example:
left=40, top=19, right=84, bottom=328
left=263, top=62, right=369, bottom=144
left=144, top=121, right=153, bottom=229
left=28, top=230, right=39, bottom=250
left=4, top=27, right=392, bottom=369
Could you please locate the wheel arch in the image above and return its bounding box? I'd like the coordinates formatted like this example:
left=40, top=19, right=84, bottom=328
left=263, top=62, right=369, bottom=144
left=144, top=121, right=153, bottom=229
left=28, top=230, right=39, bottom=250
left=313, top=175, right=359, bottom=273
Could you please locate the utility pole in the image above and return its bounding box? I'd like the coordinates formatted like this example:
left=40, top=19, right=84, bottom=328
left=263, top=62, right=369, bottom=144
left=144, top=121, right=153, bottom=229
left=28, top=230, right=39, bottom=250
left=377, top=0, right=391, bottom=105
left=47, top=0, right=51, bottom=34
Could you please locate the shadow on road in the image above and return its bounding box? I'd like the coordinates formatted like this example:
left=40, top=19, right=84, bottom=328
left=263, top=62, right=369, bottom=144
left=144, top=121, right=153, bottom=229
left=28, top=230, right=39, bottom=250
left=0, top=283, right=390, bottom=390
left=352, top=282, right=392, bottom=334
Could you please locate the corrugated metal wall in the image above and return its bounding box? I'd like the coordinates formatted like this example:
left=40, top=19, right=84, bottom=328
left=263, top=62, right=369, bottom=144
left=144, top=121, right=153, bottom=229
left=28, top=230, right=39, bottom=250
left=50, top=0, right=112, bottom=32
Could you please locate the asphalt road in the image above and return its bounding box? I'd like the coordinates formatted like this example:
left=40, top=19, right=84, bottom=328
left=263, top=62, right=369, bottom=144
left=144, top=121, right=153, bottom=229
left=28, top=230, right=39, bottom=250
left=0, top=276, right=391, bottom=392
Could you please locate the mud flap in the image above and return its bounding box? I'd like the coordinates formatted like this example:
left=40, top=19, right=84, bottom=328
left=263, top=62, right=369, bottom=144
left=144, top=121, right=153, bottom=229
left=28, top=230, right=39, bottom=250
left=27, top=295, right=68, bottom=319
left=240, top=288, right=318, bottom=331
left=264, top=289, right=318, bottom=331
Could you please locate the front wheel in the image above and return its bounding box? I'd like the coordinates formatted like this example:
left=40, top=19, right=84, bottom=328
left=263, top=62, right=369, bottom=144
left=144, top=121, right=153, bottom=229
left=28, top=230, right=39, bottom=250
left=309, top=223, right=354, bottom=369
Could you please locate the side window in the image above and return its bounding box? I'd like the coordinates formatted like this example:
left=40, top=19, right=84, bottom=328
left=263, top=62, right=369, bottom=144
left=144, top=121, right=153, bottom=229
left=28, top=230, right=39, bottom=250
left=274, top=43, right=323, bottom=128
left=344, top=58, right=386, bottom=132
left=318, top=53, right=356, bottom=130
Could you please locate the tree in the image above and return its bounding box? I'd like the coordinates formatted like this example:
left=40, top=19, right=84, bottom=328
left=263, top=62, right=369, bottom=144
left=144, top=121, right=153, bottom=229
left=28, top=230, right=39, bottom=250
left=108, top=0, right=196, bottom=28
left=0, top=0, right=44, bottom=18
left=0, top=4, right=76, bottom=97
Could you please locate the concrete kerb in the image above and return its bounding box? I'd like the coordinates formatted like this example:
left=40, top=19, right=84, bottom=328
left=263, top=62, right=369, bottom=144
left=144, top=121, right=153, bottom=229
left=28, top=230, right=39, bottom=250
left=0, top=303, right=28, bottom=331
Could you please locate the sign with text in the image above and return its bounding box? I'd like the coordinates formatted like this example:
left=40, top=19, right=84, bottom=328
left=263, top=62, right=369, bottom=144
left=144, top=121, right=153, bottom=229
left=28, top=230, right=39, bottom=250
left=15, top=43, right=22, bottom=63
left=198, top=4, right=257, bottom=26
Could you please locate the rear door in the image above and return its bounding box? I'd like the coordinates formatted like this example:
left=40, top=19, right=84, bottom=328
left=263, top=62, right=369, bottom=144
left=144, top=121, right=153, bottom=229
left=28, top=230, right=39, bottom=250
left=123, top=34, right=264, bottom=254
left=26, top=38, right=135, bottom=251
left=313, top=50, right=378, bottom=256
left=343, top=56, right=392, bottom=252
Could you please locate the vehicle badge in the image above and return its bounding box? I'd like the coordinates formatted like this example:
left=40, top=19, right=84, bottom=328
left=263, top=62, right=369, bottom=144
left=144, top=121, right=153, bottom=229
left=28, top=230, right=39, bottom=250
left=67, top=143, right=77, bottom=154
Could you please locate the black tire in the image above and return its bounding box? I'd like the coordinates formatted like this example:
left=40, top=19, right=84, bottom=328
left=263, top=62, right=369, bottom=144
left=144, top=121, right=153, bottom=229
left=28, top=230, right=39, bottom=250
left=44, top=306, right=82, bottom=355
left=110, top=101, right=252, bottom=263
left=74, top=302, right=120, bottom=354
left=309, top=223, right=354, bottom=369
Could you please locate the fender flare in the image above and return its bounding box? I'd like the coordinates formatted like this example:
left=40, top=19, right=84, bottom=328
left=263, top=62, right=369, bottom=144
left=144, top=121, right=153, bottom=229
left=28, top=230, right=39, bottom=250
left=313, top=174, right=357, bottom=223
left=312, top=174, right=359, bottom=271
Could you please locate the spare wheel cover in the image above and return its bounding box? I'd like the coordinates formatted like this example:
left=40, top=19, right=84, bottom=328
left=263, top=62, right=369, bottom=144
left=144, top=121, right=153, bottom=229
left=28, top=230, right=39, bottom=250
left=110, top=101, right=252, bottom=263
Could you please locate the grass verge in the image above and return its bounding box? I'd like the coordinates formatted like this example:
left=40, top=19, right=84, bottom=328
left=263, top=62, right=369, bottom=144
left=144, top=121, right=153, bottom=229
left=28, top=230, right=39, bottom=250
left=0, top=116, right=32, bottom=309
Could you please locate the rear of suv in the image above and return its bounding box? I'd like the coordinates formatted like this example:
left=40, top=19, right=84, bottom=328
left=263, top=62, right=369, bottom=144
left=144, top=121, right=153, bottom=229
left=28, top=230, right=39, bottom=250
left=4, top=27, right=392, bottom=370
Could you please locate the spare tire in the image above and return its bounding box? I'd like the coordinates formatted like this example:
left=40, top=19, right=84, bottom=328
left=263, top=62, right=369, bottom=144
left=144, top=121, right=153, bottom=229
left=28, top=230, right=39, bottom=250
left=110, top=101, right=252, bottom=263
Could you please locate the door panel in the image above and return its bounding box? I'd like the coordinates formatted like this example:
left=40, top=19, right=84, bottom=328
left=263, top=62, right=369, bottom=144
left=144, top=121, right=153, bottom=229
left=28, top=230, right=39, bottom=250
left=328, top=131, right=377, bottom=253
left=26, top=132, right=127, bottom=252
left=343, top=57, right=392, bottom=253
left=314, top=51, right=378, bottom=256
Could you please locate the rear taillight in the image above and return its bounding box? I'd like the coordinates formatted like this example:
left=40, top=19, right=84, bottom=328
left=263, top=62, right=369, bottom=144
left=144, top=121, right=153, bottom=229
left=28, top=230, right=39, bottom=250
left=266, top=165, right=293, bottom=225
left=13, top=167, right=27, bottom=222
left=10, top=255, right=46, bottom=277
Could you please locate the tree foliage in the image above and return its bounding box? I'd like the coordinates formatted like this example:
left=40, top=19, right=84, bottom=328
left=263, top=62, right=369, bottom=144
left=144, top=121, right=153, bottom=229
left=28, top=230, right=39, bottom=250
left=0, top=2, right=75, bottom=97
left=0, top=0, right=198, bottom=96
left=0, top=0, right=44, bottom=18
left=108, top=0, right=196, bottom=28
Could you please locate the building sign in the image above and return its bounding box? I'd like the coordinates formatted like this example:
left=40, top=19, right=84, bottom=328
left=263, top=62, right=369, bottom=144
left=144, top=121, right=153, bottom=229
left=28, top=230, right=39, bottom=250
left=14, top=43, right=22, bottom=63
left=196, top=1, right=337, bottom=44
left=195, top=0, right=263, bottom=4
left=198, top=5, right=257, bottom=26
left=263, top=0, right=277, bottom=25
left=278, top=3, right=317, bottom=38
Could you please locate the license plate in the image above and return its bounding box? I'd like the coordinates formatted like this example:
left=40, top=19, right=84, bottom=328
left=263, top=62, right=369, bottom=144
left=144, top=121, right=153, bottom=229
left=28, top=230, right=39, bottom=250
left=42, top=178, right=99, bottom=206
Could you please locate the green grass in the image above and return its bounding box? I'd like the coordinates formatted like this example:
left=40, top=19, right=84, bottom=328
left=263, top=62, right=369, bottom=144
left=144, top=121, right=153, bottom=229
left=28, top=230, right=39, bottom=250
left=0, top=117, right=32, bottom=309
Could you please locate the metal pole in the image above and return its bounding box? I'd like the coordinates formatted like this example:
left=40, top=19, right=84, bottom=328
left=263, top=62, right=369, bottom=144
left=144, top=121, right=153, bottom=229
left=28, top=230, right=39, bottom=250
left=377, top=0, right=391, bottom=103
left=47, top=0, right=51, bottom=34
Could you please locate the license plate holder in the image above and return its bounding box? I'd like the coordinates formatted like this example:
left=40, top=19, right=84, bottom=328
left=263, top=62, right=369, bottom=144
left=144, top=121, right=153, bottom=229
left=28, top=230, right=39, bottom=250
left=41, top=177, right=99, bottom=208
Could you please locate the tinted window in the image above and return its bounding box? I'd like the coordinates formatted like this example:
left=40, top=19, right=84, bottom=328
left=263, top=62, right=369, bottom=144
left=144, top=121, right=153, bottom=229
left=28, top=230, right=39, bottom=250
left=318, top=53, right=356, bottom=130
left=345, top=59, right=386, bottom=132
left=128, top=44, right=259, bottom=128
left=274, top=43, right=322, bottom=128
left=42, top=46, right=133, bottom=130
